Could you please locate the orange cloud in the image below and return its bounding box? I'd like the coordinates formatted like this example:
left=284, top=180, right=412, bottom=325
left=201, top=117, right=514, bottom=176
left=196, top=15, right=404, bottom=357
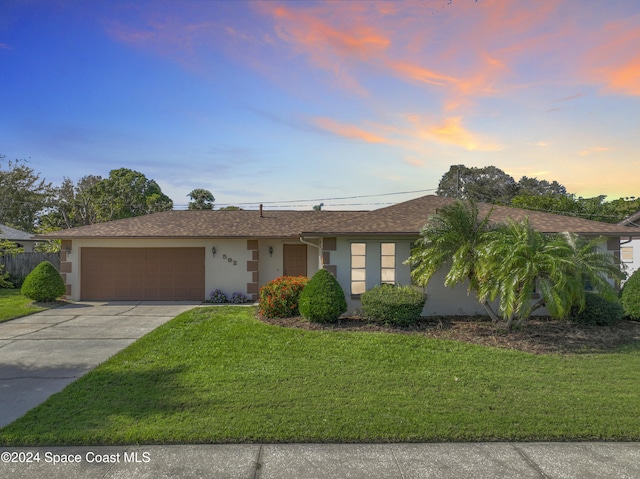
left=403, top=156, right=425, bottom=167
left=312, top=117, right=390, bottom=144
left=584, top=19, right=640, bottom=95
left=426, top=116, right=501, bottom=152
left=386, top=61, right=456, bottom=87
left=578, top=147, right=610, bottom=156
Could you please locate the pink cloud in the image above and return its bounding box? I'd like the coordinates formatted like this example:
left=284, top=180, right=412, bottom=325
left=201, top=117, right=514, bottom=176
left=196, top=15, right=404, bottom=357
left=312, top=117, right=390, bottom=144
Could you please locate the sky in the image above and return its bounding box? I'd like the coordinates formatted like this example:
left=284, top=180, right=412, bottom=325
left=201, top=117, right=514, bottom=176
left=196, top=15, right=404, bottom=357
left=1, top=0, right=639, bottom=210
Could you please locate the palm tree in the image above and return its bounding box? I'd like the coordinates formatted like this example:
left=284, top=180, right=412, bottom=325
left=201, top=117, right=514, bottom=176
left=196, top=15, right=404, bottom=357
left=477, top=218, right=573, bottom=328
left=406, top=200, right=500, bottom=321
left=477, top=220, right=626, bottom=329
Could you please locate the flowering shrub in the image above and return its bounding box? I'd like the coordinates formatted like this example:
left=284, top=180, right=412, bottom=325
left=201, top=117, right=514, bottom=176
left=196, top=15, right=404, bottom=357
left=209, top=289, right=228, bottom=303
left=259, top=276, right=309, bottom=318
left=230, top=292, right=247, bottom=304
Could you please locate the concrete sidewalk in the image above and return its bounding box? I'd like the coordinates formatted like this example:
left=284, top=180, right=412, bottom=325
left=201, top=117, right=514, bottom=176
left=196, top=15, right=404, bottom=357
left=1, top=442, right=639, bottom=478
left=0, top=301, right=199, bottom=428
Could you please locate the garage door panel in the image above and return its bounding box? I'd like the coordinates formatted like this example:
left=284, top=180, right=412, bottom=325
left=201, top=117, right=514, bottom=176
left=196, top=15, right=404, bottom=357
left=81, top=247, right=205, bottom=301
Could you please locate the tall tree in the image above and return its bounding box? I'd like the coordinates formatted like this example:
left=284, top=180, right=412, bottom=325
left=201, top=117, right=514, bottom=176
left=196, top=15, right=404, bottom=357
left=91, top=168, right=173, bottom=221
left=187, top=189, right=215, bottom=210
left=0, top=156, right=52, bottom=232
left=39, top=175, right=102, bottom=230
left=517, top=176, right=567, bottom=196
left=436, top=165, right=519, bottom=204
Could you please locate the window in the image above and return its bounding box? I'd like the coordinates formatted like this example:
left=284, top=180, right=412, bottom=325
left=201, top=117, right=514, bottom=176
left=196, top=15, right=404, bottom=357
left=351, top=243, right=366, bottom=295
left=381, top=243, right=395, bottom=284
left=621, top=246, right=634, bottom=263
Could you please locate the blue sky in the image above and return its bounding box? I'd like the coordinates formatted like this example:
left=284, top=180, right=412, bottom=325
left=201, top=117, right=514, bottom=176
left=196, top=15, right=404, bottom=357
left=1, top=0, right=639, bottom=210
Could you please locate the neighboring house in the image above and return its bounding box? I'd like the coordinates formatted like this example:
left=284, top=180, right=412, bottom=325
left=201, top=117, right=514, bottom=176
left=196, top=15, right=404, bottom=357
left=0, top=223, right=37, bottom=252
left=618, top=210, right=640, bottom=279
left=38, top=195, right=638, bottom=316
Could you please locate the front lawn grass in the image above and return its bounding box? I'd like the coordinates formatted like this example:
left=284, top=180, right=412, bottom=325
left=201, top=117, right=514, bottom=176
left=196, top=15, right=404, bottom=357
left=1, top=306, right=639, bottom=445
left=0, top=289, right=48, bottom=322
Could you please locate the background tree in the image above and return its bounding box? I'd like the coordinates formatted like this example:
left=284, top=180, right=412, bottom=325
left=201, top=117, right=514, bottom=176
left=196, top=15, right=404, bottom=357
left=0, top=156, right=52, bottom=232
left=436, top=165, right=519, bottom=204
left=511, top=194, right=640, bottom=224
left=436, top=164, right=638, bottom=224
left=218, top=205, right=243, bottom=211
left=90, top=168, right=173, bottom=221
left=39, top=175, right=102, bottom=230
left=187, top=189, right=215, bottom=210
left=517, top=176, right=567, bottom=196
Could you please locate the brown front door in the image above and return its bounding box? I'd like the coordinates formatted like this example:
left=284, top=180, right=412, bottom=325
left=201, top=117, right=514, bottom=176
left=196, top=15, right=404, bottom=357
left=283, top=244, right=307, bottom=277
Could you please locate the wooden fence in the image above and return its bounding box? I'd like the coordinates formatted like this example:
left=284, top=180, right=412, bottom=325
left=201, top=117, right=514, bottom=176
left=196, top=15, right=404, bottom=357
left=0, top=252, right=60, bottom=280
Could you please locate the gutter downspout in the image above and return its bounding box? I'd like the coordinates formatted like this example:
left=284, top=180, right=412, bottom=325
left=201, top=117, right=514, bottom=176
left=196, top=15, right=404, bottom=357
left=299, top=235, right=323, bottom=270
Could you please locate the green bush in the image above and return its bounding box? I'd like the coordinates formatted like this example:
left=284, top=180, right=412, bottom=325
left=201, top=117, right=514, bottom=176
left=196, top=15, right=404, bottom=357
left=0, top=264, right=14, bottom=288
left=299, top=268, right=347, bottom=323
left=361, top=284, right=426, bottom=326
left=622, top=269, right=640, bottom=320
left=569, top=292, right=624, bottom=326
left=20, top=261, right=66, bottom=302
left=259, top=276, right=309, bottom=318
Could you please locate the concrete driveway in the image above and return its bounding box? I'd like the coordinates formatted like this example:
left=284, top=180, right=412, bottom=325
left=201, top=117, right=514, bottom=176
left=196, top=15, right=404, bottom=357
left=0, top=301, right=199, bottom=428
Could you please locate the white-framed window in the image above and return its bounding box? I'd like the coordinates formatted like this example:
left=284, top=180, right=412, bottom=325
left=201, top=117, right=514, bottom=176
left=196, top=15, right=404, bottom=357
left=381, top=243, right=395, bottom=284
left=621, top=246, right=634, bottom=263
left=351, top=243, right=366, bottom=295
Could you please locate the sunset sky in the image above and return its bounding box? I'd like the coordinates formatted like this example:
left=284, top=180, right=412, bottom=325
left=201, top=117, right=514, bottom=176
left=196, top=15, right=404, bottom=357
left=1, top=0, right=639, bottom=209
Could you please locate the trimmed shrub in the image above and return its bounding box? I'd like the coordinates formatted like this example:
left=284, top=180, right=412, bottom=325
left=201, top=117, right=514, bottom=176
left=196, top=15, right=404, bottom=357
left=259, top=276, right=309, bottom=318
left=569, top=292, right=624, bottom=326
left=622, top=269, right=640, bottom=320
left=20, top=261, right=65, bottom=302
left=361, top=284, right=426, bottom=326
left=299, top=268, right=347, bottom=323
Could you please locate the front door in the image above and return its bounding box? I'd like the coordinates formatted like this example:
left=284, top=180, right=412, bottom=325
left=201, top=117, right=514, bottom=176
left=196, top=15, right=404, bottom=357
left=283, top=244, right=307, bottom=277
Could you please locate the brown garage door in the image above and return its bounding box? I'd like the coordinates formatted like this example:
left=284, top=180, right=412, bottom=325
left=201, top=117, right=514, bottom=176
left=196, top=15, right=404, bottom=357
left=81, top=247, right=205, bottom=301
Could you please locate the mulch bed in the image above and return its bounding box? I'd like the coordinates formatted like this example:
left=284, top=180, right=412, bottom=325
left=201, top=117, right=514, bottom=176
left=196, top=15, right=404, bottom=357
left=258, top=314, right=640, bottom=355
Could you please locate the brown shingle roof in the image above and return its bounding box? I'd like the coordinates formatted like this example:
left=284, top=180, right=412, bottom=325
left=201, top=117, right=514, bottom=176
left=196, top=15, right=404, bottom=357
left=37, top=209, right=364, bottom=239
left=301, top=195, right=640, bottom=236
left=37, top=195, right=639, bottom=239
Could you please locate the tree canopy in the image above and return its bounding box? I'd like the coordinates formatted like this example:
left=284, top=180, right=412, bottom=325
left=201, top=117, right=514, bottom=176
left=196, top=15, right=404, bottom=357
left=187, top=189, right=215, bottom=210
left=436, top=164, right=639, bottom=225
left=90, top=168, right=173, bottom=221
left=436, top=165, right=519, bottom=204
left=0, top=156, right=52, bottom=232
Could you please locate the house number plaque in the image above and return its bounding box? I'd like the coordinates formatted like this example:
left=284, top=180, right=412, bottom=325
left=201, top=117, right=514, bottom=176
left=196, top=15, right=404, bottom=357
left=222, top=254, right=238, bottom=266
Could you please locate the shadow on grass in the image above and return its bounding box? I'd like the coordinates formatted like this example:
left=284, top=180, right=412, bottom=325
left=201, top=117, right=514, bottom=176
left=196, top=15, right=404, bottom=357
left=0, top=363, right=201, bottom=446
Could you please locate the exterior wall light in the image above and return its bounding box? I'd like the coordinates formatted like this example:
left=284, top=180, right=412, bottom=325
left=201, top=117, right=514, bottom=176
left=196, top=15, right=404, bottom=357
left=211, top=246, right=216, bottom=257
left=269, top=246, right=273, bottom=257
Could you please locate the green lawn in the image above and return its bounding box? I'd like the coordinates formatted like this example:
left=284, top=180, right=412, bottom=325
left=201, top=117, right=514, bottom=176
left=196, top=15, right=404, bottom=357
left=0, top=289, right=49, bottom=322
left=1, top=305, right=639, bottom=445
